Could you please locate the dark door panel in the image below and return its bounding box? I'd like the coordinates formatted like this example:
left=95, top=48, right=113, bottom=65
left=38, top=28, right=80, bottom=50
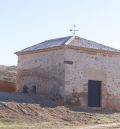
left=88, top=80, right=101, bottom=107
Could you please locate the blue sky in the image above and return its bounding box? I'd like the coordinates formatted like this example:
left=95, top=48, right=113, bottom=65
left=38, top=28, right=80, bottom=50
left=0, top=0, right=120, bottom=65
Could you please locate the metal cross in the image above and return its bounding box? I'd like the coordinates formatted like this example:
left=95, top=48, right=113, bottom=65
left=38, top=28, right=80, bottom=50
left=70, top=24, right=79, bottom=35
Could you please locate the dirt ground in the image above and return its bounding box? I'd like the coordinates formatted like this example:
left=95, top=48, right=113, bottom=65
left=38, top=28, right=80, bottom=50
left=0, top=92, right=118, bottom=129
left=0, top=101, right=119, bottom=129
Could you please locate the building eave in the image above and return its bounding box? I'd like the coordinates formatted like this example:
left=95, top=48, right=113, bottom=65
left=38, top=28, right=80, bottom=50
left=15, top=44, right=120, bottom=56
left=66, top=45, right=120, bottom=55
left=15, top=46, right=65, bottom=56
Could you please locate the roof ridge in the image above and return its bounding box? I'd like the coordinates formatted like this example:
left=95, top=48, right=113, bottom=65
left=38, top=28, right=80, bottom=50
left=65, top=36, right=75, bottom=45
left=15, top=36, right=120, bottom=54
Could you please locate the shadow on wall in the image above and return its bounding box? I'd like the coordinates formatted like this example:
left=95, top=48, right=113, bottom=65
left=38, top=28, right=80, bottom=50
left=0, top=92, right=64, bottom=107
left=0, top=91, right=116, bottom=113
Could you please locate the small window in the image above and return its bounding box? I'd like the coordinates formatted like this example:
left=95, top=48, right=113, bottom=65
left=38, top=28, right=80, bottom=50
left=32, top=85, right=36, bottom=94
left=64, top=61, right=73, bottom=64
left=23, top=85, right=28, bottom=93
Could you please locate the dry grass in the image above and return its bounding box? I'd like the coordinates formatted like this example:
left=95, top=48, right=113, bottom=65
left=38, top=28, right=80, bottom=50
left=0, top=120, right=77, bottom=129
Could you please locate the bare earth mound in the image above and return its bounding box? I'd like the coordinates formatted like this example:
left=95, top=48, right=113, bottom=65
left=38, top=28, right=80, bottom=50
left=0, top=101, right=120, bottom=129
left=0, top=93, right=119, bottom=129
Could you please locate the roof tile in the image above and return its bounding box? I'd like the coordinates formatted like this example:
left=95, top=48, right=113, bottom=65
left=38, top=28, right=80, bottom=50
left=16, top=36, right=120, bottom=54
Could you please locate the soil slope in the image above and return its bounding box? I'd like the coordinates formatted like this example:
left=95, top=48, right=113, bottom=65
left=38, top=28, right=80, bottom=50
left=0, top=65, right=17, bottom=83
left=0, top=93, right=119, bottom=129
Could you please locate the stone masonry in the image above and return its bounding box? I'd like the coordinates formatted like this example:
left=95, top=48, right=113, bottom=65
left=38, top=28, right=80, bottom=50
left=15, top=36, right=120, bottom=111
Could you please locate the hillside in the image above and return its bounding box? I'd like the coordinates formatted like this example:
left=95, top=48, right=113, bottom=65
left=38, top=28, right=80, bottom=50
left=0, top=65, right=17, bottom=83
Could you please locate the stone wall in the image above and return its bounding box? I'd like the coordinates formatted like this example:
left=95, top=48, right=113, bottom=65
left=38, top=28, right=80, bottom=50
left=17, top=49, right=65, bottom=98
left=17, top=44, right=120, bottom=111
left=64, top=48, right=120, bottom=111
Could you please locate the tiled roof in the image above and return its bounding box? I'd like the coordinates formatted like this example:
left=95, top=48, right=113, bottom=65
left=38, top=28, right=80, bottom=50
left=70, top=36, right=120, bottom=52
left=16, top=36, right=120, bottom=54
left=19, top=36, right=72, bottom=53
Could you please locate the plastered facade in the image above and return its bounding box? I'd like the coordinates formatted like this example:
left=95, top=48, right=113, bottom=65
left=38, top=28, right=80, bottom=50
left=64, top=48, right=120, bottom=111
left=17, top=49, right=65, bottom=97
left=16, top=37, right=120, bottom=111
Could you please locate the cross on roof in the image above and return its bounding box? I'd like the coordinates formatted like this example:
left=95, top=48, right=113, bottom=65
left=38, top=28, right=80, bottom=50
left=70, top=24, right=79, bottom=35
